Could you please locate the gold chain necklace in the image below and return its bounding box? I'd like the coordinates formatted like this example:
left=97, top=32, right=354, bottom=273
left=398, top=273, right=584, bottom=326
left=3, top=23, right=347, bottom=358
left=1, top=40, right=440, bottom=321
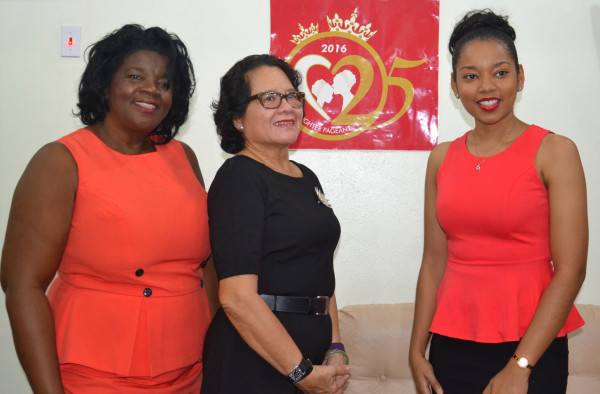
left=472, top=122, right=517, bottom=171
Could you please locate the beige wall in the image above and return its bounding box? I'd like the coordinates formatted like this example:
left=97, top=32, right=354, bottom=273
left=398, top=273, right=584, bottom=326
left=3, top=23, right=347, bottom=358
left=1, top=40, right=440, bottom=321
left=1, top=0, right=599, bottom=391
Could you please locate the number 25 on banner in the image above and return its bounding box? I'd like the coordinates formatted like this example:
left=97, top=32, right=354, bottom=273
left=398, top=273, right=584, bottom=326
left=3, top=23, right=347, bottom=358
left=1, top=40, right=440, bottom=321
left=288, top=31, right=424, bottom=141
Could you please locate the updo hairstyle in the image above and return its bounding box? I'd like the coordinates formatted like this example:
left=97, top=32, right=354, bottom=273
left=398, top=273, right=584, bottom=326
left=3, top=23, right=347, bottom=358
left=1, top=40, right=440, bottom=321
left=449, top=9, right=519, bottom=81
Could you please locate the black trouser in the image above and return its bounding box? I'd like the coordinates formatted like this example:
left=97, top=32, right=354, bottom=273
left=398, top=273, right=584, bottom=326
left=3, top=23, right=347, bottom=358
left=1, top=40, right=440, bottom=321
left=429, top=334, right=568, bottom=394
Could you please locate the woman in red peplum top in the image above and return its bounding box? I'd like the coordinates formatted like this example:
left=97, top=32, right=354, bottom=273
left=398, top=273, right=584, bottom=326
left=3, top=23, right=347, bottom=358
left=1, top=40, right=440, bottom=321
left=409, top=9, right=587, bottom=394
left=1, top=25, right=218, bottom=393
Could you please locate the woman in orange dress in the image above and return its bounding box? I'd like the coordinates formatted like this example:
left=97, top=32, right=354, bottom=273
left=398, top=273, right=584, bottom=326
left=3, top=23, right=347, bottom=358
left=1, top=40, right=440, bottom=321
left=1, top=24, right=217, bottom=393
left=409, top=10, right=587, bottom=394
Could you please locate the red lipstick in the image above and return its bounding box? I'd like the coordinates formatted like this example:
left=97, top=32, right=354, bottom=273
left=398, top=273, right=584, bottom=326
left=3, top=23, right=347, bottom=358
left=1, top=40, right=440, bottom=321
left=477, top=97, right=500, bottom=112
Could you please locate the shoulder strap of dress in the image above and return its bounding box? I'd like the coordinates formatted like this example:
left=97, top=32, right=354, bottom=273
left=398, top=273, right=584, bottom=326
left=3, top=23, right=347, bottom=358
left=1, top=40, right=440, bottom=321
left=511, top=125, right=553, bottom=156
left=437, top=131, right=469, bottom=177
left=157, top=138, right=184, bottom=156
left=56, top=129, right=96, bottom=158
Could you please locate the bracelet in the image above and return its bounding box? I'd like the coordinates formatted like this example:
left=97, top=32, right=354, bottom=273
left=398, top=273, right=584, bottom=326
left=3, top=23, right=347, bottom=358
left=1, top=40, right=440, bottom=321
left=324, top=349, right=349, bottom=365
left=328, top=342, right=345, bottom=352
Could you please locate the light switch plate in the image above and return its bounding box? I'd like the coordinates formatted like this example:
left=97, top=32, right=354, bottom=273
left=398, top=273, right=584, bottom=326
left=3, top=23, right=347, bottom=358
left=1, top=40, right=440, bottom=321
left=61, top=26, right=81, bottom=57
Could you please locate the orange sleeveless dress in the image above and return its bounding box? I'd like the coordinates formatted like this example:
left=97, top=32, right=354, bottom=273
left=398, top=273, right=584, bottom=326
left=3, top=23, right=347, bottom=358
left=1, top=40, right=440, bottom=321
left=431, top=125, right=583, bottom=343
left=47, top=129, right=211, bottom=392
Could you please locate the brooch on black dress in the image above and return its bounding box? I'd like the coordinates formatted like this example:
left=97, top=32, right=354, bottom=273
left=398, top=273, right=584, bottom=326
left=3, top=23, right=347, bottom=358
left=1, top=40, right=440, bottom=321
left=315, top=187, right=332, bottom=208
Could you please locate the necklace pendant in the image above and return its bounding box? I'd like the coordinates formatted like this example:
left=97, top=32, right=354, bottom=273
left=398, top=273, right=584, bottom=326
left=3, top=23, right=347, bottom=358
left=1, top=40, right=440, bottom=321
left=476, top=164, right=481, bottom=171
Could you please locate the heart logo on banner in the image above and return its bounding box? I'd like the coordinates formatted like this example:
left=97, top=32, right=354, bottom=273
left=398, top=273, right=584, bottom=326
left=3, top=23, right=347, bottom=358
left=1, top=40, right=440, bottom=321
left=296, top=55, right=335, bottom=121
left=296, top=53, right=379, bottom=128
left=286, top=31, right=425, bottom=141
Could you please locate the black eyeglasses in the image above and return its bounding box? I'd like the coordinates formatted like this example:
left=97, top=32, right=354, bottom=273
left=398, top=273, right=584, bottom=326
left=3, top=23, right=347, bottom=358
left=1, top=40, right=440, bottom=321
left=248, top=91, right=305, bottom=109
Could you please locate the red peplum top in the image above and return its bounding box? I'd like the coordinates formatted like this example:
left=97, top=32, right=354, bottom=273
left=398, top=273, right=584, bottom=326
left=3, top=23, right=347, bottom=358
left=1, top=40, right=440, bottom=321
left=430, top=125, right=583, bottom=343
left=47, top=129, right=211, bottom=376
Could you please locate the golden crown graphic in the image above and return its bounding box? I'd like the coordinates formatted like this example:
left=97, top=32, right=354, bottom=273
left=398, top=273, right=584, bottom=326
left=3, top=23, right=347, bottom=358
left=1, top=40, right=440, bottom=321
left=291, top=23, right=319, bottom=44
left=290, top=8, right=377, bottom=44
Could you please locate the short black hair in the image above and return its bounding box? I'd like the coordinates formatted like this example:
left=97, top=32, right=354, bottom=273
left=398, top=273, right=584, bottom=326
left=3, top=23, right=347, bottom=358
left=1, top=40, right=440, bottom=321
left=76, top=24, right=195, bottom=143
left=212, top=54, right=302, bottom=154
left=449, top=9, right=519, bottom=81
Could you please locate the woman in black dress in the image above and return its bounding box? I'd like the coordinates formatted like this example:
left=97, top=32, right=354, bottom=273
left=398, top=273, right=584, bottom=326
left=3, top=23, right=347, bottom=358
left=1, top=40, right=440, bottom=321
left=201, top=54, right=350, bottom=393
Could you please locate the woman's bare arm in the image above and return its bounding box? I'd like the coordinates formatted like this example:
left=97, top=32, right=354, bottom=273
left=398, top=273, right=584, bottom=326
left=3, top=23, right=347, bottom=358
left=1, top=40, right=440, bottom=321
left=1, top=142, right=77, bottom=393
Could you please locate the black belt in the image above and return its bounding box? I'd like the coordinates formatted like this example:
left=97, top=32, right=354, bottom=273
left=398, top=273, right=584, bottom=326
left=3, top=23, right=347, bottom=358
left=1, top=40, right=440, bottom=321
left=260, top=294, right=330, bottom=316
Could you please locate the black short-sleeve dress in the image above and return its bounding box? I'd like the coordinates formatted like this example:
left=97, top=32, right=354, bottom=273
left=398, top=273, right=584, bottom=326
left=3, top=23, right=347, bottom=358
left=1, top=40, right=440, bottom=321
left=201, top=155, right=341, bottom=393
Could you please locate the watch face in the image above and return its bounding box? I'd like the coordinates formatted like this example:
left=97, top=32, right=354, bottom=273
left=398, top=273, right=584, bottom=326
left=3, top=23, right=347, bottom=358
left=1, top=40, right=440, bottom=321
left=288, top=358, right=313, bottom=384
left=517, top=357, right=529, bottom=368
left=289, top=367, right=304, bottom=383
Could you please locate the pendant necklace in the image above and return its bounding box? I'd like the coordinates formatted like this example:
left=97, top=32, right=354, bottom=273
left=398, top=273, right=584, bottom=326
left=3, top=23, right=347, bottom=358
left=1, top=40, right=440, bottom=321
left=472, top=122, right=517, bottom=171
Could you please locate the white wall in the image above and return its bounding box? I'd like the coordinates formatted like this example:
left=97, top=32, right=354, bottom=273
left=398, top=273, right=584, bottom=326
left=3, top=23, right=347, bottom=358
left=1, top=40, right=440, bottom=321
left=1, top=0, right=598, bottom=391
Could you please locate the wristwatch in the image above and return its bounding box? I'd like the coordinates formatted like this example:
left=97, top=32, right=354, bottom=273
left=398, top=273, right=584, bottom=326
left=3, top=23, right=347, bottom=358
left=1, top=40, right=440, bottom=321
left=512, top=354, right=534, bottom=370
left=288, top=357, right=313, bottom=384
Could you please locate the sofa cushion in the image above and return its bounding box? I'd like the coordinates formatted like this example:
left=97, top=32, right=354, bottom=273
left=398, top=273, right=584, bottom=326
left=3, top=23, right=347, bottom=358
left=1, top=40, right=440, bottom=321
left=339, top=303, right=419, bottom=394
left=338, top=303, right=599, bottom=394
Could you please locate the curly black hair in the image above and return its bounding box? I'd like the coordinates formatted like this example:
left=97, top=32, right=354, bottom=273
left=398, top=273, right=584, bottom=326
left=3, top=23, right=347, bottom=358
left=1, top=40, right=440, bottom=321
left=76, top=24, right=195, bottom=143
left=212, top=54, right=302, bottom=154
left=449, top=9, right=519, bottom=81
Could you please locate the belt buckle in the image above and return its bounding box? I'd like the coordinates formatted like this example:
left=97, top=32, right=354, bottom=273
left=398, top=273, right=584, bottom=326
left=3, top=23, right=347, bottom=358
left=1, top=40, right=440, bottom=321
left=315, top=296, right=330, bottom=316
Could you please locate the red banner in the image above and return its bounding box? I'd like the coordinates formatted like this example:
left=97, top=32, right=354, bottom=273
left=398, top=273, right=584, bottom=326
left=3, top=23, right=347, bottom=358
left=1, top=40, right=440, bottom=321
left=270, top=0, right=439, bottom=150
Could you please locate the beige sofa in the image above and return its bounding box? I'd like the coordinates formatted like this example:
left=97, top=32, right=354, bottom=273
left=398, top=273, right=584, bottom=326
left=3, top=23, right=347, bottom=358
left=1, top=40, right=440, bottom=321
left=338, top=303, right=600, bottom=393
